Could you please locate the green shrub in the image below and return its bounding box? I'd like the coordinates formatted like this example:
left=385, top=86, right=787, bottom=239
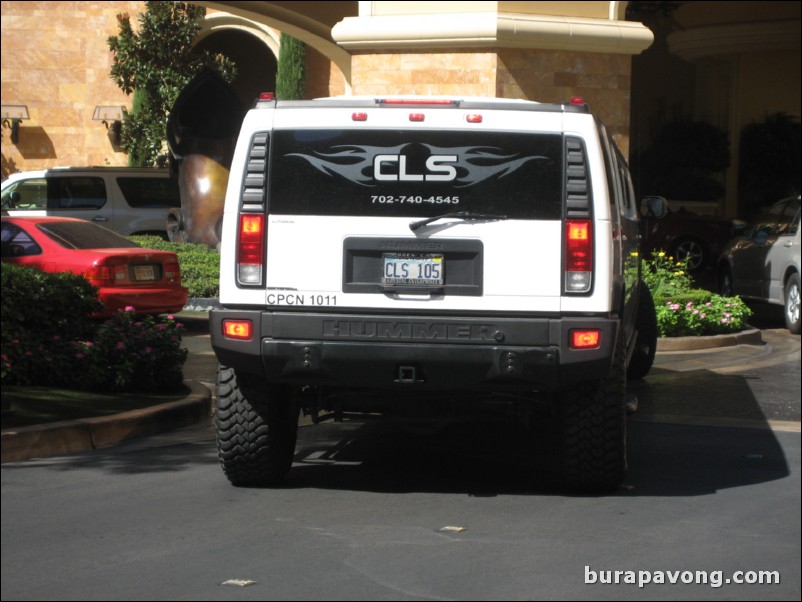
left=1, top=264, right=101, bottom=385
left=1, top=264, right=187, bottom=391
left=642, top=250, right=751, bottom=337
left=1, top=263, right=102, bottom=340
left=130, top=235, right=219, bottom=298
left=276, top=33, right=306, bottom=100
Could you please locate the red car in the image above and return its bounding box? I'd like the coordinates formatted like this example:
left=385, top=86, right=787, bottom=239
left=640, top=198, right=744, bottom=272
left=1, top=216, right=188, bottom=317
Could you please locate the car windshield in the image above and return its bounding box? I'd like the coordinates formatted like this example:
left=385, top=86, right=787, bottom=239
left=36, top=221, right=141, bottom=249
left=750, top=197, right=801, bottom=238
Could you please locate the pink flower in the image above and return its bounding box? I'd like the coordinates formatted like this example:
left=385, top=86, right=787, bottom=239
left=124, top=306, right=136, bottom=313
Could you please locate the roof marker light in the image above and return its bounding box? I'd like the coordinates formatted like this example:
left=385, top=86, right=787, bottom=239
left=352, top=112, right=368, bottom=121
left=259, top=92, right=276, bottom=101
left=570, top=96, right=586, bottom=106
left=466, top=113, right=483, bottom=123
left=409, top=113, right=425, bottom=122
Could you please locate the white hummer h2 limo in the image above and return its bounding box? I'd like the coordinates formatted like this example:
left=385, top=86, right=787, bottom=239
left=211, top=95, right=659, bottom=492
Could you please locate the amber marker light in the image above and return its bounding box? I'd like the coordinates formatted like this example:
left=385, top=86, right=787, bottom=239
left=223, top=320, right=253, bottom=341
left=571, top=330, right=601, bottom=350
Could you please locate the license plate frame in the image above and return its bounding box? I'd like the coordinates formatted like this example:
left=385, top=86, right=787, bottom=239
left=381, top=253, right=444, bottom=288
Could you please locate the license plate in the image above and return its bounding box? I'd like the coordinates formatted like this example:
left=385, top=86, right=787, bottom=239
left=133, top=265, right=156, bottom=281
left=382, top=254, right=444, bottom=287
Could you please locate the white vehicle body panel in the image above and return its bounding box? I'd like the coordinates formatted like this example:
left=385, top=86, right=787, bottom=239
left=219, top=101, right=617, bottom=314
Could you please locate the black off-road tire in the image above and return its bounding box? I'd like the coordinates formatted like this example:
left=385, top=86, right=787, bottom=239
left=216, top=365, right=299, bottom=486
left=558, top=332, right=627, bottom=493
left=628, top=282, right=658, bottom=381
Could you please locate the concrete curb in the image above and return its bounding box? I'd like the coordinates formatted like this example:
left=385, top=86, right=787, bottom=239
left=1, top=381, right=212, bottom=463
left=656, top=327, right=763, bottom=352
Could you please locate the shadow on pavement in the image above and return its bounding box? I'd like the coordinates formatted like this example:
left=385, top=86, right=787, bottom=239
left=4, top=403, right=790, bottom=499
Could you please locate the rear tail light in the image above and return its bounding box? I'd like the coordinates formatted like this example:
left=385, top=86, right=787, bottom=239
left=164, top=261, right=180, bottom=283
left=86, top=262, right=126, bottom=286
left=237, top=213, right=265, bottom=285
left=565, top=219, right=593, bottom=293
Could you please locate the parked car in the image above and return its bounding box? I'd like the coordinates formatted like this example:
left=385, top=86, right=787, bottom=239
left=640, top=198, right=744, bottom=271
left=1, top=167, right=180, bottom=237
left=1, top=216, right=188, bottom=317
left=717, top=195, right=801, bottom=334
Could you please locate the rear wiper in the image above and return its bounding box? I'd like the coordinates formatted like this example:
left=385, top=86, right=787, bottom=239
left=409, top=211, right=508, bottom=232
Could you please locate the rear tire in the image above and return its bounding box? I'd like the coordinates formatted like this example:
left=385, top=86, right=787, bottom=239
left=558, top=331, right=627, bottom=492
left=628, top=282, right=658, bottom=381
left=216, top=365, right=298, bottom=486
left=784, top=273, right=801, bottom=335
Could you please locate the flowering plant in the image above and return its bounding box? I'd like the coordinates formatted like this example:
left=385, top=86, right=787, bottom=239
left=642, top=251, right=751, bottom=337
left=76, top=307, right=188, bottom=391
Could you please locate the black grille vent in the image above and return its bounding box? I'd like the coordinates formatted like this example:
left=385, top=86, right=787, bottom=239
left=241, top=132, right=268, bottom=207
left=565, top=137, right=591, bottom=217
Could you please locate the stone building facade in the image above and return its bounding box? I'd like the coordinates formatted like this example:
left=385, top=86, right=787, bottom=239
left=2, top=1, right=799, bottom=217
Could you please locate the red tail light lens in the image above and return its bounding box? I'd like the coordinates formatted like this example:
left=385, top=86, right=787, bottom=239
left=237, top=214, right=265, bottom=285
left=223, top=319, right=253, bottom=341
left=164, top=261, right=180, bottom=283
left=565, top=219, right=593, bottom=293
left=571, top=329, right=602, bottom=349
left=86, top=262, right=126, bottom=286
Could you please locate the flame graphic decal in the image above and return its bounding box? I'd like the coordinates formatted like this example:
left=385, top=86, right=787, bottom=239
left=286, top=144, right=550, bottom=188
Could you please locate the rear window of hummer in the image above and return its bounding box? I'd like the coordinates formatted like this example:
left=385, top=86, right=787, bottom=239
left=267, top=129, right=564, bottom=220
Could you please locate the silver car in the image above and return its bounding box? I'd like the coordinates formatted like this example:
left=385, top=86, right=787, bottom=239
left=718, top=195, right=801, bottom=334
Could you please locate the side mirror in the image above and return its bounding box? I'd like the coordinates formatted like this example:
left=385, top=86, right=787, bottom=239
left=2, top=191, right=21, bottom=209
left=642, top=196, right=668, bottom=219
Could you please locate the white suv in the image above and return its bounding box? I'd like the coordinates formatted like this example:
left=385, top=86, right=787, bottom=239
left=211, top=95, right=659, bottom=492
left=1, top=167, right=180, bottom=237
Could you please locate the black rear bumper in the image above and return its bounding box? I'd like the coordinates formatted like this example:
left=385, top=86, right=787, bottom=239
left=210, top=310, right=619, bottom=391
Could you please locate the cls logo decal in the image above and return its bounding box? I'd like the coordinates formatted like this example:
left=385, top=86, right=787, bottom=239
left=373, top=154, right=457, bottom=182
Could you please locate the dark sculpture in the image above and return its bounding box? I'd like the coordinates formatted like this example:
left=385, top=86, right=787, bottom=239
left=166, top=69, right=244, bottom=248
